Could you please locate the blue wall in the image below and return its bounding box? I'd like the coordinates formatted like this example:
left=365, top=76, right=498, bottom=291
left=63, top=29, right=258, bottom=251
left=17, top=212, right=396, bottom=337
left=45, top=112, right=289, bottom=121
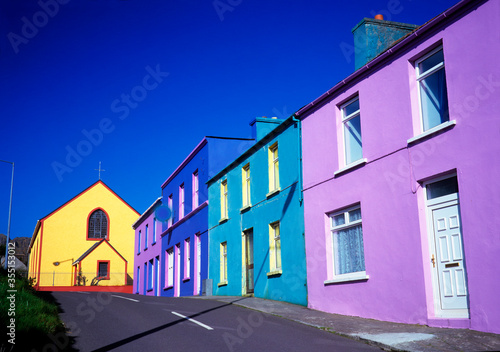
left=208, top=118, right=307, bottom=306
left=160, top=137, right=254, bottom=297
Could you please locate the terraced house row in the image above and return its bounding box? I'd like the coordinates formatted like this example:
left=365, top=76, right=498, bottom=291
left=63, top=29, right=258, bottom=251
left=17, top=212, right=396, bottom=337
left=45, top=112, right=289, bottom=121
left=28, top=0, right=499, bottom=335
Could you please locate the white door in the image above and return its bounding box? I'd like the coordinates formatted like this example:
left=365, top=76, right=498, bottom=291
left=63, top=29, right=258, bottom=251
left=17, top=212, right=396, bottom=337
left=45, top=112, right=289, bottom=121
left=196, top=235, right=201, bottom=295
left=156, top=256, right=160, bottom=296
left=175, top=244, right=181, bottom=297
left=426, top=176, right=469, bottom=317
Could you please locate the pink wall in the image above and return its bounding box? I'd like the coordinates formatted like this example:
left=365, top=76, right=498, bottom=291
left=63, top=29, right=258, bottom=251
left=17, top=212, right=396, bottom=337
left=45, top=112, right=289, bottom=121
left=301, top=0, right=500, bottom=333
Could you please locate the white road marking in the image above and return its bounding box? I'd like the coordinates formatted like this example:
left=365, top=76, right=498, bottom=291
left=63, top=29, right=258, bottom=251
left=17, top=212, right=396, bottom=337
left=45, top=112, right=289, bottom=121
left=112, top=295, right=139, bottom=302
left=171, top=311, right=214, bottom=330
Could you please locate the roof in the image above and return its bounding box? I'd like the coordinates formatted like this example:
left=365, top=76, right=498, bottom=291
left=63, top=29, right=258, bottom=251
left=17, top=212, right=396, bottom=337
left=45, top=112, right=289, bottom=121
left=207, top=115, right=296, bottom=185
left=29, top=180, right=139, bottom=251
left=160, top=136, right=254, bottom=189
left=295, top=0, right=480, bottom=118
left=73, top=239, right=127, bottom=265
left=132, top=197, right=162, bottom=229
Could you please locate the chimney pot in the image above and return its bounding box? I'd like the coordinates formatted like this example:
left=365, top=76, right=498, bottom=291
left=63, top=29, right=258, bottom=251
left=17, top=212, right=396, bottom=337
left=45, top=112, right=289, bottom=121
left=374, top=14, right=384, bottom=20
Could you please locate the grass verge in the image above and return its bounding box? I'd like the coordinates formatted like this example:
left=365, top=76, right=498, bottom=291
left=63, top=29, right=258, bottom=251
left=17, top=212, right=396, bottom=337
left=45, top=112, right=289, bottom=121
left=0, top=269, right=75, bottom=351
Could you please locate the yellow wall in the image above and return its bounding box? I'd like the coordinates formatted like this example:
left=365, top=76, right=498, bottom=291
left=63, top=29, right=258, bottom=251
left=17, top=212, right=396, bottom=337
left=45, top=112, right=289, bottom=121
left=28, top=181, right=138, bottom=288
left=78, top=242, right=127, bottom=286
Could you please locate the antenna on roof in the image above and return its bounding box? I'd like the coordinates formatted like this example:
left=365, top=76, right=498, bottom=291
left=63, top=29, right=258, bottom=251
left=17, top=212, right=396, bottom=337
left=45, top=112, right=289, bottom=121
left=95, top=161, right=106, bottom=180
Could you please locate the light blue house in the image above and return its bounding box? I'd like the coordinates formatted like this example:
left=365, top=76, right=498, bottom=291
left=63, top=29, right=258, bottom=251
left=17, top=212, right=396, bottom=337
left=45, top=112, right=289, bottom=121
left=207, top=116, right=307, bottom=306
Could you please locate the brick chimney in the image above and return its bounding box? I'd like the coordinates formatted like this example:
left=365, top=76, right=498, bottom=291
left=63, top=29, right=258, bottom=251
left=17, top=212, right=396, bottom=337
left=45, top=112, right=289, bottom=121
left=352, top=14, right=418, bottom=70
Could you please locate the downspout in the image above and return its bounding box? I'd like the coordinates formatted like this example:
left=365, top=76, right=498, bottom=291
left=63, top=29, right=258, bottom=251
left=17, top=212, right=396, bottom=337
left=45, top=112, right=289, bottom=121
left=291, top=115, right=303, bottom=204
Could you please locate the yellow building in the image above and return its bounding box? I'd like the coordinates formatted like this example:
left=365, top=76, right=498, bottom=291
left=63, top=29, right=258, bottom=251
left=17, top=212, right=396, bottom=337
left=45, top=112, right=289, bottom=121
left=28, top=181, right=139, bottom=292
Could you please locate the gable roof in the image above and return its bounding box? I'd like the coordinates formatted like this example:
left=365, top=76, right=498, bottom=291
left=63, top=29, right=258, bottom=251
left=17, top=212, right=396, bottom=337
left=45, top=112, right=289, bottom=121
left=73, top=239, right=127, bottom=265
left=29, top=180, right=139, bottom=251
left=132, top=197, right=162, bottom=229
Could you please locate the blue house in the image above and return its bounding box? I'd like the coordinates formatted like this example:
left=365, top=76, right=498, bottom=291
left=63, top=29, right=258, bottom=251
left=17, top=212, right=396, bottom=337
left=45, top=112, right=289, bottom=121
left=160, top=136, right=254, bottom=297
left=207, top=116, right=307, bottom=306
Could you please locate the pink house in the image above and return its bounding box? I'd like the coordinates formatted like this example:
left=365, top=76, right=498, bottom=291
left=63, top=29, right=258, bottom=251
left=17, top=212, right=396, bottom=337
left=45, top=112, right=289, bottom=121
left=297, top=0, right=500, bottom=334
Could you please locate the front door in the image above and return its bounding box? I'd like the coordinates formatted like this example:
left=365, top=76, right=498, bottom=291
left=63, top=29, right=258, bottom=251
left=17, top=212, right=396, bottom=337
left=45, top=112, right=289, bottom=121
left=426, top=176, right=469, bottom=317
left=244, top=229, right=254, bottom=294
left=196, top=234, right=201, bottom=295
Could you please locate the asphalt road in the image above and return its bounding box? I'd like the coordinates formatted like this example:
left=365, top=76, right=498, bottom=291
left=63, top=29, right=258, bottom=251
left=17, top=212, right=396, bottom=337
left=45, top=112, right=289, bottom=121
left=50, top=292, right=381, bottom=352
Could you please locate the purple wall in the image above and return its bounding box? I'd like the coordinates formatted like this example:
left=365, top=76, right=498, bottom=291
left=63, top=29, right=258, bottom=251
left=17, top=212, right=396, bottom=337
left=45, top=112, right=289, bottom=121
left=300, top=0, right=500, bottom=334
left=134, top=200, right=162, bottom=296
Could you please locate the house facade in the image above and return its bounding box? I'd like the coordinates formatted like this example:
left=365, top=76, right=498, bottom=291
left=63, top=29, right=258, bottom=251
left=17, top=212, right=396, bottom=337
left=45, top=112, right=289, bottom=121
left=297, top=0, right=500, bottom=334
left=133, top=197, right=163, bottom=295
left=27, top=180, right=139, bottom=292
left=159, top=136, right=254, bottom=297
left=208, top=117, right=307, bottom=306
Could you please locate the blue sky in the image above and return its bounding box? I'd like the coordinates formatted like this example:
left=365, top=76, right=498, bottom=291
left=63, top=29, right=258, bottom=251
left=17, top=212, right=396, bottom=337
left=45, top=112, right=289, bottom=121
left=0, top=0, right=459, bottom=239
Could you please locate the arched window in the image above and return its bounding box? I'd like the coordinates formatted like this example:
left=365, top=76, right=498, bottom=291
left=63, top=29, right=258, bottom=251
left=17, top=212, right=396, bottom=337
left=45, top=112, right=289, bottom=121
left=88, top=209, right=108, bottom=239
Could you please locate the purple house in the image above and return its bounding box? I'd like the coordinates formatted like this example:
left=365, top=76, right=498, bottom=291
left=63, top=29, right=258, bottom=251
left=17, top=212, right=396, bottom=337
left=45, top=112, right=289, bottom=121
left=298, top=0, right=499, bottom=334
left=133, top=197, right=163, bottom=296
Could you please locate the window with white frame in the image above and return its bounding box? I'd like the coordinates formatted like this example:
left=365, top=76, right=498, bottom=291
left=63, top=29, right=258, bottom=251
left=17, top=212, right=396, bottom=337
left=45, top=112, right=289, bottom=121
left=137, top=231, right=141, bottom=254
left=268, top=143, right=279, bottom=192
left=269, top=222, right=281, bottom=272
left=152, top=218, right=157, bottom=244
left=168, top=194, right=173, bottom=227
left=330, top=205, right=366, bottom=279
left=220, top=242, right=227, bottom=283
left=184, top=238, right=190, bottom=279
left=221, top=180, right=228, bottom=219
left=416, top=47, right=449, bottom=132
left=148, top=260, right=154, bottom=290
left=242, top=164, right=250, bottom=207
left=136, top=266, right=140, bottom=293
left=341, top=97, right=362, bottom=165
left=179, top=184, right=185, bottom=219
left=144, top=224, right=149, bottom=250
left=193, top=170, right=199, bottom=209
left=166, top=248, right=174, bottom=287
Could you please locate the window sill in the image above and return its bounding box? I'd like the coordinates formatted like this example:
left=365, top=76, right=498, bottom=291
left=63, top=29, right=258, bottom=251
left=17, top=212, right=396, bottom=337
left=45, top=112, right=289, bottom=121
left=240, top=205, right=251, bottom=213
left=334, top=158, right=367, bottom=177
left=147, top=288, right=153, bottom=292
left=152, top=242, right=156, bottom=246
left=163, top=285, right=173, bottom=290
left=267, top=270, right=282, bottom=277
left=217, top=281, right=228, bottom=287
left=266, top=189, right=280, bottom=198
left=324, top=273, right=369, bottom=285
left=183, top=277, right=190, bottom=282
left=407, top=120, right=456, bottom=144
left=219, top=218, right=229, bottom=224
left=144, top=248, right=148, bottom=251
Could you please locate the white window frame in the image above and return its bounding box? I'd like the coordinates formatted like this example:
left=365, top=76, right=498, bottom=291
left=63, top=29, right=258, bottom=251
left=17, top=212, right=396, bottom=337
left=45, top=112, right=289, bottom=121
left=166, top=248, right=174, bottom=288
left=415, top=46, right=450, bottom=133
left=325, top=205, right=369, bottom=284
left=184, top=238, right=190, bottom=280
left=179, top=184, right=185, bottom=219
left=242, top=164, right=251, bottom=208
left=193, top=170, right=199, bottom=209
left=221, top=180, right=228, bottom=220
left=144, top=224, right=148, bottom=250
left=152, top=218, right=157, bottom=244
left=168, top=194, right=173, bottom=227
left=220, top=242, right=227, bottom=284
left=268, top=143, right=280, bottom=193
left=269, top=222, right=282, bottom=273
left=340, top=96, right=363, bottom=167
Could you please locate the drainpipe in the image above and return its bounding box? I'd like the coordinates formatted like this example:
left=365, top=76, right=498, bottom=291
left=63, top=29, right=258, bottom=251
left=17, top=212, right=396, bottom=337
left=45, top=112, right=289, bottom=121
left=291, top=115, right=303, bottom=204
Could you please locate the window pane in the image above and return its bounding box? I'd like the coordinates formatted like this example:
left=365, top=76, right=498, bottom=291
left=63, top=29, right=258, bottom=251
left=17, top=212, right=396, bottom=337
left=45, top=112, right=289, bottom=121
left=333, top=214, right=345, bottom=227
left=427, top=176, right=458, bottom=200
left=333, top=225, right=365, bottom=275
left=344, top=114, right=362, bottom=164
left=418, top=49, right=444, bottom=75
left=344, top=99, right=360, bottom=117
left=420, top=69, right=449, bottom=131
left=349, top=208, right=362, bottom=222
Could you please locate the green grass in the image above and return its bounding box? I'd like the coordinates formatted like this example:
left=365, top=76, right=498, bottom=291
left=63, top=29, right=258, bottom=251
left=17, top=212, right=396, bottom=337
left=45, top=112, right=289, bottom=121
left=0, top=270, right=75, bottom=351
